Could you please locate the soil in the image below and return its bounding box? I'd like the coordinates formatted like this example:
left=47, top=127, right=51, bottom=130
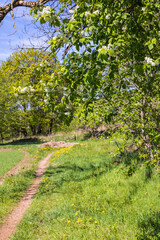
left=0, top=148, right=12, bottom=152
left=39, top=140, right=79, bottom=148
left=0, top=152, right=54, bottom=240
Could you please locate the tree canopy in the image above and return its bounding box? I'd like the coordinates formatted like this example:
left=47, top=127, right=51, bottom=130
left=0, top=0, right=159, bottom=162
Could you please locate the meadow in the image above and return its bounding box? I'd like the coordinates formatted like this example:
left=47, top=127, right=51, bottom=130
left=0, top=151, right=24, bottom=177
left=1, top=138, right=157, bottom=240
left=0, top=139, right=55, bottom=224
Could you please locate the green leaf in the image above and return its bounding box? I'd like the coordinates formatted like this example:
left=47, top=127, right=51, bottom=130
left=148, top=43, right=154, bottom=50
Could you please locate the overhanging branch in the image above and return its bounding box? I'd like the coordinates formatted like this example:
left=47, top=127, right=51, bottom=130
left=0, top=0, right=50, bottom=23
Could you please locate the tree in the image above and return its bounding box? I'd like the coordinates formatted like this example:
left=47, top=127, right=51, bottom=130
left=0, top=49, right=65, bottom=138
left=37, top=0, right=160, bottom=162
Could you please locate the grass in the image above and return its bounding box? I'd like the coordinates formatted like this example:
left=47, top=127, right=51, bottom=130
left=11, top=139, right=160, bottom=240
left=0, top=151, right=24, bottom=177
left=0, top=141, right=56, bottom=224
left=0, top=169, right=35, bottom=224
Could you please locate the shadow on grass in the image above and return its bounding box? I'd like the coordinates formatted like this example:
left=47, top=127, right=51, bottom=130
left=37, top=161, right=114, bottom=196
left=0, top=137, right=43, bottom=146
left=137, top=211, right=160, bottom=240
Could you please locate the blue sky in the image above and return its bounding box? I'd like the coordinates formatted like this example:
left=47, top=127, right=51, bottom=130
left=0, top=2, right=47, bottom=62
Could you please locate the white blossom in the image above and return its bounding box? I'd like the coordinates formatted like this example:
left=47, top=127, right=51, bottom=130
left=93, top=10, right=100, bottom=15
left=69, top=9, right=74, bottom=14
left=38, top=6, right=51, bottom=16
left=64, top=112, right=70, bottom=116
left=98, top=44, right=113, bottom=54
left=106, top=43, right=112, bottom=50
left=29, top=87, right=35, bottom=92
left=85, top=12, right=91, bottom=17
left=145, top=57, right=156, bottom=66
left=75, top=5, right=79, bottom=10
left=70, top=15, right=75, bottom=21
left=122, top=26, right=127, bottom=32
left=20, top=87, right=28, bottom=93
left=142, top=7, right=145, bottom=11
left=80, top=30, right=85, bottom=36
left=98, top=46, right=107, bottom=52
left=41, top=6, right=51, bottom=15
left=40, top=63, right=44, bottom=67
left=84, top=51, right=90, bottom=56
left=105, top=14, right=110, bottom=20
left=53, top=36, right=57, bottom=40
left=44, top=87, right=49, bottom=92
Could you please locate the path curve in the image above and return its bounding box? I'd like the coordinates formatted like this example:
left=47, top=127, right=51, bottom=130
left=0, top=152, right=54, bottom=240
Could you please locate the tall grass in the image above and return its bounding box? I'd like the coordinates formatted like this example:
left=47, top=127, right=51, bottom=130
left=11, top=139, right=160, bottom=239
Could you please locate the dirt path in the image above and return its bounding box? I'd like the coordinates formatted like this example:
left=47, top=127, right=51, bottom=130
left=0, top=152, right=54, bottom=240
left=0, top=151, right=30, bottom=185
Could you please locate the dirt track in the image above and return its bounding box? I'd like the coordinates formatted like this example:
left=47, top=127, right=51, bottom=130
left=0, top=152, right=54, bottom=240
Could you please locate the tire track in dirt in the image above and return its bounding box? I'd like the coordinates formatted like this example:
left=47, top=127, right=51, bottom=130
left=0, top=152, right=54, bottom=240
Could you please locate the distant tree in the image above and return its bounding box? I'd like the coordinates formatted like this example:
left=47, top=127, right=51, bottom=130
left=0, top=49, right=64, bottom=138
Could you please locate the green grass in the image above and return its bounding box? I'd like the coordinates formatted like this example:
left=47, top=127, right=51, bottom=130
left=11, top=139, right=160, bottom=240
left=0, top=151, right=24, bottom=177
left=0, top=169, right=35, bottom=224
left=0, top=141, right=56, bottom=224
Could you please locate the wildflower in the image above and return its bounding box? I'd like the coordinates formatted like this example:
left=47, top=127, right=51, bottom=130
left=144, top=57, right=156, bottom=66
left=67, top=220, right=71, bottom=223
left=77, top=218, right=82, bottom=223
left=142, top=7, right=145, bottom=11
left=94, top=220, right=98, bottom=224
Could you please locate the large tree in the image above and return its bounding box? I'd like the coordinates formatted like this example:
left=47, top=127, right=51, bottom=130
left=0, top=49, right=65, bottom=139
left=36, top=0, right=159, bottom=161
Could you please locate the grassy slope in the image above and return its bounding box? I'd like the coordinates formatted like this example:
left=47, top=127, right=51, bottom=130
left=0, top=151, right=24, bottom=177
left=11, top=139, right=160, bottom=240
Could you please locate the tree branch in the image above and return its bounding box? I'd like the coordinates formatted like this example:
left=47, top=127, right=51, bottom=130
left=0, top=0, right=51, bottom=23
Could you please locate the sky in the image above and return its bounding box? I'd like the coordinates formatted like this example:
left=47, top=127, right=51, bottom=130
left=0, top=2, right=48, bottom=62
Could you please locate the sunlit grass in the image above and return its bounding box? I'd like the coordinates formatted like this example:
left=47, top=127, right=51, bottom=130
left=0, top=142, right=56, bottom=224
left=11, top=139, right=160, bottom=239
left=0, top=151, right=24, bottom=177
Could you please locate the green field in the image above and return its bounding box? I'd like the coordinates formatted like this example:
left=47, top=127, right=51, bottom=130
left=10, top=139, right=160, bottom=240
left=0, top=151, right=24, bottom=177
